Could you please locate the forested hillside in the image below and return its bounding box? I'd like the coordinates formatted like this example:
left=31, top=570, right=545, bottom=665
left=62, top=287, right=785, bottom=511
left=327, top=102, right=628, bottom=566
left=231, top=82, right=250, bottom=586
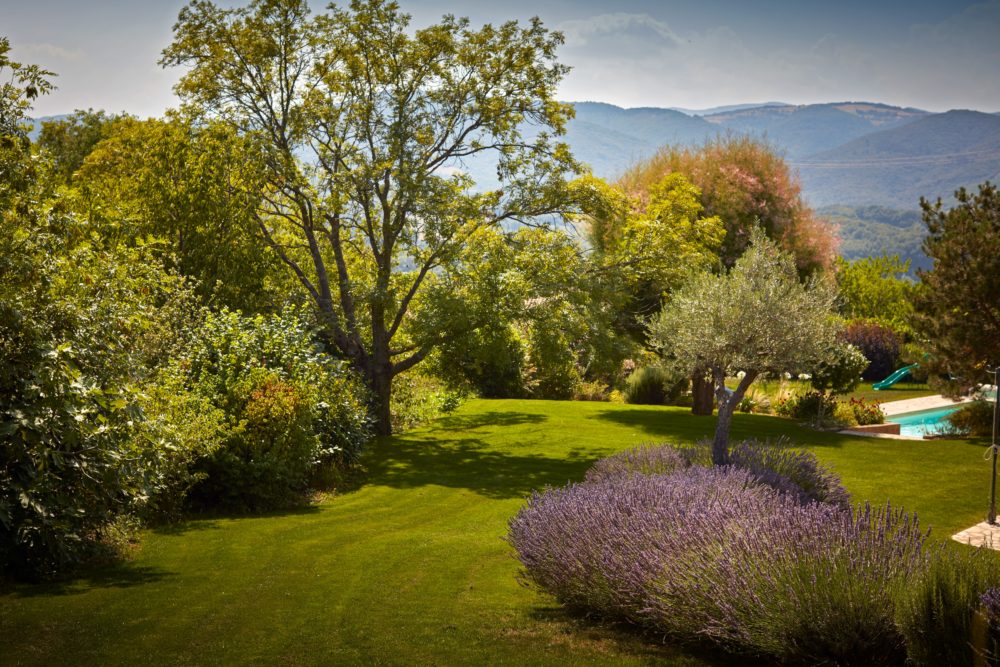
left=816, top=206, right=928, bottom=271
left=796, top=110, right=1000, bottom=207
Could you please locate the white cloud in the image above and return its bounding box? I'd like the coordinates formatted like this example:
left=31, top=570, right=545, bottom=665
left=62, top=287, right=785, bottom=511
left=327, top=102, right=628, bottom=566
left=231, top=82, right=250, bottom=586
left=559, top=13, right=682, bottom=60
left=19, top=42, right=85, bottom=62
left=555, top=2, right=1000, bottom=112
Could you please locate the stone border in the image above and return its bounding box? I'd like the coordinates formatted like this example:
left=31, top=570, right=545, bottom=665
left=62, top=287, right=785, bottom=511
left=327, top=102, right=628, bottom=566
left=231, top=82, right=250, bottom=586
left=952, top=521, right=1000, bottom=550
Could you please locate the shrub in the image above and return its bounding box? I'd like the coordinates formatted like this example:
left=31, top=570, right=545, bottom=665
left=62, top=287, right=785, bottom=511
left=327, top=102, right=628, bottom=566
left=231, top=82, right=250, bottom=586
left=508, top=466, right=925, bottom=664
left=0, top=223, right=192, bottom=576
left=524, top=320, right=582, bottom=400
left=947, top=400, right=995, bottom=437
left=780, top=390, right=840, bottom=422
left=131, top=378, right=226, bottom=519
left=431, top=325, right=525, bottom=398
left=850, top=397, right=885, bottom=425
left=729, top=439, right=851, bottom=509
left=843, top=320, right=902, bottom=382
left=895, top=546, right=1000, bottom=666
left=623, top=365, right=687, bottom=405
left=585, top=440, right=848, bottom=508
left=811, top=341, right=868, bottom=396
left=175, top=309, right=371, bottom=510
left=390, top=371, right=463, bottom=433
left=583, top=443, right=700, bottom=484
left=193, top=371, right=318, bottom=510
left=572, top=380, right=611, bottom=402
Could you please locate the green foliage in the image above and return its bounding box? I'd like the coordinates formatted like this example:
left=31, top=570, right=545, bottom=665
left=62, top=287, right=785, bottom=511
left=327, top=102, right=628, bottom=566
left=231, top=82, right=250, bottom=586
left=0, top=37, right=54, bottom=214
left=649, top=229, right=840, bottom=462
left=946, top=400, right=995, bottom=438
left=895, top=546, right=1000, bottom=666
left=36, top=109, right=125, bottom=187
left=523, top=317, right=582, bottom=400
left=173, top=309, right=372, bottom=510
left=389, top=372, right=463, bottom=433
left=193, top=371, right=318, bottom=510
left=914, top=183, right=1000, bottom=394
left=0, top=45, right=217, bottom=574
left=849, top=397, right=885, bottom=426
left=835, top=254, right=915, bottom=335
left=431, top=325, right=526, bottom=398
left=623, top=366, right=688, bottom=406
left=131, top=377, right=226, bottom=519
left=74, top=115, right=283, bottom=313
left=620, top=134, right=837, bottom=274
left=582, top=173, right=724, bottom=323
left=572, top=380, right=611, bottom=402
left=1, top=213, right=193, bottom=576
left=777, top=391, right=840, bottom=422
left=810, top=342, right=868, bottom=397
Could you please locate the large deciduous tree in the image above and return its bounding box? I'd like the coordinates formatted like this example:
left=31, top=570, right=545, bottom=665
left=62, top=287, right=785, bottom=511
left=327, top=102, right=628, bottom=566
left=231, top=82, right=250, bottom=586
left=648, top=229, right=839, bottom=464
left=161, top=0, right=579, bottom=434
left=912, top=183, right=1000, bottom=393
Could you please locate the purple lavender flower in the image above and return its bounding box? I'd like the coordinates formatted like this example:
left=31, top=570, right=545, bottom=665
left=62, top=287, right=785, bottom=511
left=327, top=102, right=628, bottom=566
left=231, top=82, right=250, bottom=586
left=508, top=463, right=925, bottom=663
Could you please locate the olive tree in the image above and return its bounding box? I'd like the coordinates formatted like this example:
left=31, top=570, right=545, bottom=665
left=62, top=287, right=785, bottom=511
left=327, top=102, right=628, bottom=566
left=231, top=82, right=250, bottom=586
left=161, top=0, right=579, bottom=434
left=648, top=229, right=839, bottom=464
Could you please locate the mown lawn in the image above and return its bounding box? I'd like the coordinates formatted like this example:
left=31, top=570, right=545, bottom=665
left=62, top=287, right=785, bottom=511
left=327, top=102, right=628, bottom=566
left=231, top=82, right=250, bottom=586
left=1, top=399, right=993, bottom=666
left=729, top=378, right=936, bottom=404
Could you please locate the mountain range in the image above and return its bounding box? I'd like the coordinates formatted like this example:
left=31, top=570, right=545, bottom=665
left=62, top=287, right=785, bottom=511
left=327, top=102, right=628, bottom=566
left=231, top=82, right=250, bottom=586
left=561, top=101, right=1000, bottom=268
left=566, top=101, right=1000, bottom=210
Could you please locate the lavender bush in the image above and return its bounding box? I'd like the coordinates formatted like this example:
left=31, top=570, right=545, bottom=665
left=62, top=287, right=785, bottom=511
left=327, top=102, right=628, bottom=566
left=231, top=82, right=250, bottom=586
left=583, top=443, right=701, bottom=484
left=730, top=438, right=851, bottom=509
left=585, top=439, right=850, bottom=508
left=509, top=464, right=928, bottom=663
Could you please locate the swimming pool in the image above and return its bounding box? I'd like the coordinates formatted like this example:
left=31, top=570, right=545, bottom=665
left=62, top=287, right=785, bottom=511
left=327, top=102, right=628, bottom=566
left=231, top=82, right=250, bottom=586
left=886, top=405, right=962, bottom=437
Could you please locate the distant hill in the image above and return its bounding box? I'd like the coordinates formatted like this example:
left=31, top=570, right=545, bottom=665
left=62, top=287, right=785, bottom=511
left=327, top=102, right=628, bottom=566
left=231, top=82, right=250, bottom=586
left=816, top=205, right=929, bottom=272
left=566, top=103, right=716, bottom=177
left=795, top=110, right=1000, bottom=208
left=703, top=102, right=926, bottom=158
left=668, top=102, right=787, bottom=116
left=561, top=101, right=937, bottom=180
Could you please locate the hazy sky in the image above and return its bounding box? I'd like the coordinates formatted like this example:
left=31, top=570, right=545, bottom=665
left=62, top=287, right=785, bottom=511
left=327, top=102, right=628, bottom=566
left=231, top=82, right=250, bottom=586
left=6, top=0, right=1000, bottom=118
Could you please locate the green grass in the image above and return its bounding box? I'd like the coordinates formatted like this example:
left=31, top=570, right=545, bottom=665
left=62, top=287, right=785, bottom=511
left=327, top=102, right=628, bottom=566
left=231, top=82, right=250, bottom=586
left=1, top=399, right=993, bottom=666
left=729, top=378, right=936, bottom=404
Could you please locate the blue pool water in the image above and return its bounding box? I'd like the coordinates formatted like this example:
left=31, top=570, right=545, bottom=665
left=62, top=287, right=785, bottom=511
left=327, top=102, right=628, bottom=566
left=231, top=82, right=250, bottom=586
left=887, top=405, right=962, bottom=437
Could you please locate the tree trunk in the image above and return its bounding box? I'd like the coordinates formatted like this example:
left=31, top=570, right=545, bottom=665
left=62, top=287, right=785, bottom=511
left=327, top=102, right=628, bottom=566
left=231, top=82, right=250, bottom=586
left=710, top=368, right=758, bottom=466
left=370, top=366, right=393, bottom=436
left=712, top=400, right=734, bottom=465
left=691, top=371, right=714, bottom=415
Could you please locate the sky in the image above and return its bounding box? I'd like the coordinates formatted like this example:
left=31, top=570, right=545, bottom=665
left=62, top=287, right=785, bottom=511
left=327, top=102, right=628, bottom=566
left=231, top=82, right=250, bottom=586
left=5, top=0, right=1000, bottom=118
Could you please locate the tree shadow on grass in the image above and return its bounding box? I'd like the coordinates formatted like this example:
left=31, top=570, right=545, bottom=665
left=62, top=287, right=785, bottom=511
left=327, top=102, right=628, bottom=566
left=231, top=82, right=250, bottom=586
left=528, top=605, right=768, bottom=666
left=430, top=410, right=548, bottom=432
left=149, top=504, right=321, bottom=536
left=1, top=563, right=173, bottom=598
left=363, top=412, right=598, bottom=499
